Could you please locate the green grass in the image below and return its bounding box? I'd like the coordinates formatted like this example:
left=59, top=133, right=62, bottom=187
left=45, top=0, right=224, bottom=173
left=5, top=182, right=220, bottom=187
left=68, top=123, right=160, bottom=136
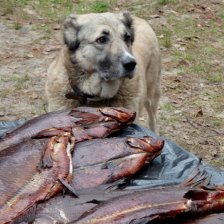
left=0, top=0, right=15, bottom=14
left=157, top=0, right=177, bottom=5
left=90, top=1, right=109, bottom=13
left=219, top=12, right=224, bottom=20
left=0, top=73, right=31, bottom=91
left=205, top=73, right=224, bottom=83
left=159, top=30, right=172, bottom=48
left=192, top=63, right=206, bottom=73
left=11, top=74, right=31, bottom=90
left=210, top=95, right=224, bottom=112
left=14, top=22, right=22, bottom=30
left=202, top=46, right=217, bottom=57
left=32, top=24, right=53, bottom=39
left=11, top=74, right=30, bottom=82
left=212, top=118, right=223, bottom=128
left=161, top=102, right=176, bottom=112
left=73, top=0, right=114, bottom=14
left=0, top=0, right=30, bottom=15
left=211, top=157, right=224, bottom=167
left=16, top=0, right=30, bottom=6
left=32, top=0, right=73, bottom=22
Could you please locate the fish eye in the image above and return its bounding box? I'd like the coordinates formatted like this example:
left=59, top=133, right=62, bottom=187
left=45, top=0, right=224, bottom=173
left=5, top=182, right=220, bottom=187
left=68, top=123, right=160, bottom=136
left=96, top=36, right=108, bottom=44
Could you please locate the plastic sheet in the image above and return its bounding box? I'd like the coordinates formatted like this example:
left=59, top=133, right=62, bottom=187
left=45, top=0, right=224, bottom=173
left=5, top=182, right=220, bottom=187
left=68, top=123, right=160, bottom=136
left=1, top=121, right=224, bottom=188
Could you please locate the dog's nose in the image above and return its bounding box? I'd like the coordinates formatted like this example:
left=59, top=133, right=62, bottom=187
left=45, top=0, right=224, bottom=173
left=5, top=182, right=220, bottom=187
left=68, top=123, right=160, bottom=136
left=123, top=59, right=136, bottom=72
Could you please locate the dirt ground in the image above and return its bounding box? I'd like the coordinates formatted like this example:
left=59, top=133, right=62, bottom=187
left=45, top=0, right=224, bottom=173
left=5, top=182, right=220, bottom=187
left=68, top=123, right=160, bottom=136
left=0, top=0, right=223, bottom=168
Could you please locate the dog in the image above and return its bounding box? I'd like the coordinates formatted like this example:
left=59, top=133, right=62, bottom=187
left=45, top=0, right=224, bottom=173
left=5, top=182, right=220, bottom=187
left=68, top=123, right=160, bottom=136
left=45, top=12, right=161, bottom=131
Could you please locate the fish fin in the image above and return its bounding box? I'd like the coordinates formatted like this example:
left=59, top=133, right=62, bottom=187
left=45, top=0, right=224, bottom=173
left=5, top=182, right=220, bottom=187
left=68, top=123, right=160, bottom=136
left=38, top=151, right=53, bottom=170
left=180, top=160, right=211, bottom=188
left=69, top=110, right=99, bottom=125
left=34, top=127, right=72, bottom=138
left=58, top=178, right=78, bottom=198
left=101, top=179, right=126, bottom=191
left=180, top=167, right=201, bottom=187
left=37, top=138, right=54, bottom=170
left=12, top=205, right=36, bottom=224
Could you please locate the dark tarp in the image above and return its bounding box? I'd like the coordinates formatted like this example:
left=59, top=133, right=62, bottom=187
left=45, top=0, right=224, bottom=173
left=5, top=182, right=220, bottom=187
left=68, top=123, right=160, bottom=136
left=1, top=121, right=224, bottom=189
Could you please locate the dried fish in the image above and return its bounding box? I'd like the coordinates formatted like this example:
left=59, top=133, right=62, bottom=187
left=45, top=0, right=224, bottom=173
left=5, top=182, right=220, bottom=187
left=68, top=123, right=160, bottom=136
left=33, top=136, right=164, bottom=223
left=0, top=107, right=135, bottom=151
left=0, top=107, right=136, bottom=223
left=0, top=135, right=75, bottom=224
left=72, top=186, right=224, bottom=223
left=72, top=136, right=164, bottom=189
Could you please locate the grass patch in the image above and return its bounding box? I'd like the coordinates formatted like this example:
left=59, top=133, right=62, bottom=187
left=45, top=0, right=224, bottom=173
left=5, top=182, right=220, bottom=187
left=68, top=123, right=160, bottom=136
left=90, top=1, right=109, bottom=13
left=159, top=30, right=172, bottom=48
left=0, top=0, right=30, bottom=15
left=26, top=0, right=73, bottom=23
left=212, top=118, right=223, bottom=128
left=0, top=88, right=12, bottom=98
left=11, top=74, right=31, bottom=90
left=161, top=102, right=176, bottom=112
left=157, top=0, right=177, bottom=5
left=191, top=63, right=206, bottom=73
left=0, top=0, right=15, bottom=15
left=16, top=0, right=30, bottom=6
left=205, top=73, right=224, bottom=83
left=218, top=11, right=224, bottom=20
left=32, top=24, right=53, bottom=39
left=14, top=22, right=22, bottom=30
left=31, top=0, right=112, bottom=22
left=210, top=95, right=224, bottom=112
left=11, top=73, right=30, bottom=82
left=74, top=0, right=114, bottom=14
left=211, top=157, right=224, bottom=168
left=202, top=46, right=217, bottom=57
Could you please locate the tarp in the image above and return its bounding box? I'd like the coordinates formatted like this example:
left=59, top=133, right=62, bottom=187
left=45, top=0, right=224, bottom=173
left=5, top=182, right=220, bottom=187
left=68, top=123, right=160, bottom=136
left=1, top=121, right=224, bottom=188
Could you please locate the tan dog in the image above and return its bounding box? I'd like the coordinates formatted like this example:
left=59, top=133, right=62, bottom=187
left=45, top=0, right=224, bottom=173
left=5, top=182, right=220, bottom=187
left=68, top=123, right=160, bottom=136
left=45, top=12, right=161, bottom=131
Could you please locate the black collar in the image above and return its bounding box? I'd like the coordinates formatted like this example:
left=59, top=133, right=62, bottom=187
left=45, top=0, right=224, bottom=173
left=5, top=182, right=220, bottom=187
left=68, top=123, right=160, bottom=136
left=65, top=85, right=100, bottom=104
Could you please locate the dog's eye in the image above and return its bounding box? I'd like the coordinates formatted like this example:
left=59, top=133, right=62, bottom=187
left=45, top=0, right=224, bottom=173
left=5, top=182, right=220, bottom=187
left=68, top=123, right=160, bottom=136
left=96, top=36, right=108, bottom=44
left=124, top=32, right=131, bottom=43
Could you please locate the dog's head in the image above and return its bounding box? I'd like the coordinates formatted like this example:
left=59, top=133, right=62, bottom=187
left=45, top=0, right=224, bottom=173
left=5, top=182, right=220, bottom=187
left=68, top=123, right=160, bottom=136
left=63, top=12, right=136, bottom=81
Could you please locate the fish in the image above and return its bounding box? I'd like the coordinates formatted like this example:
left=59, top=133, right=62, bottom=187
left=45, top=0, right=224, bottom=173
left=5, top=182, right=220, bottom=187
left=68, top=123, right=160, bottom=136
left=0, top=107, right=135, bottom=224
left=34, top=184, right=224, bottom=224
left=0, top=134, right=75, bottom=224
left=33, top=136, right=164, bottom=223
left=72, top=186, right=224, bottom=224
left=34, top=194, right=97, bottom=224
left=72, top=136, right=164, bottom=189
left=33, top=186, right=189, bottom=224
left=0, top=134, right=164, bottom=224
left=0, top=107, right=136, bottom=151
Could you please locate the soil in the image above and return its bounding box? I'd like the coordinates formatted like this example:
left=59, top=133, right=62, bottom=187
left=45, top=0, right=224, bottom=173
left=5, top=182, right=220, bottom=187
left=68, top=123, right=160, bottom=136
left=0, top=1, right=223, bottom=168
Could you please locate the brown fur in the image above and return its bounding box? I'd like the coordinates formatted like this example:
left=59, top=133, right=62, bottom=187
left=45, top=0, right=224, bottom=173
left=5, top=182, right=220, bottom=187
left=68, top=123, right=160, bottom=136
left=45, top=12, right=161, bottom=131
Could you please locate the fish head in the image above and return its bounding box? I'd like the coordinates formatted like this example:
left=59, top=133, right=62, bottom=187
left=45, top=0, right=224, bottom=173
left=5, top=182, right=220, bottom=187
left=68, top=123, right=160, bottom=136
left=69, top=107, right=136, bottom=141
left=126, top=136, right=164, bottom=157
left=99, top=107, right=136, bottom=124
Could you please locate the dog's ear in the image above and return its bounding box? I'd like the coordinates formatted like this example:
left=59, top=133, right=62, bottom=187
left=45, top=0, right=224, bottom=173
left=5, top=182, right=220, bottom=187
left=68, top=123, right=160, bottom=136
left=63, top=14, right=80, bottom=51
left=122, top=12, right=135, bottom=43
left=122, top=12, right=132, bottom=29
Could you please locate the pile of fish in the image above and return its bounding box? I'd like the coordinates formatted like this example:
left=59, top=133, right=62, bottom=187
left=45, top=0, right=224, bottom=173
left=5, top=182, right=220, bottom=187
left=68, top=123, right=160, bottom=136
left=0, top=106, right=224, bottom=224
